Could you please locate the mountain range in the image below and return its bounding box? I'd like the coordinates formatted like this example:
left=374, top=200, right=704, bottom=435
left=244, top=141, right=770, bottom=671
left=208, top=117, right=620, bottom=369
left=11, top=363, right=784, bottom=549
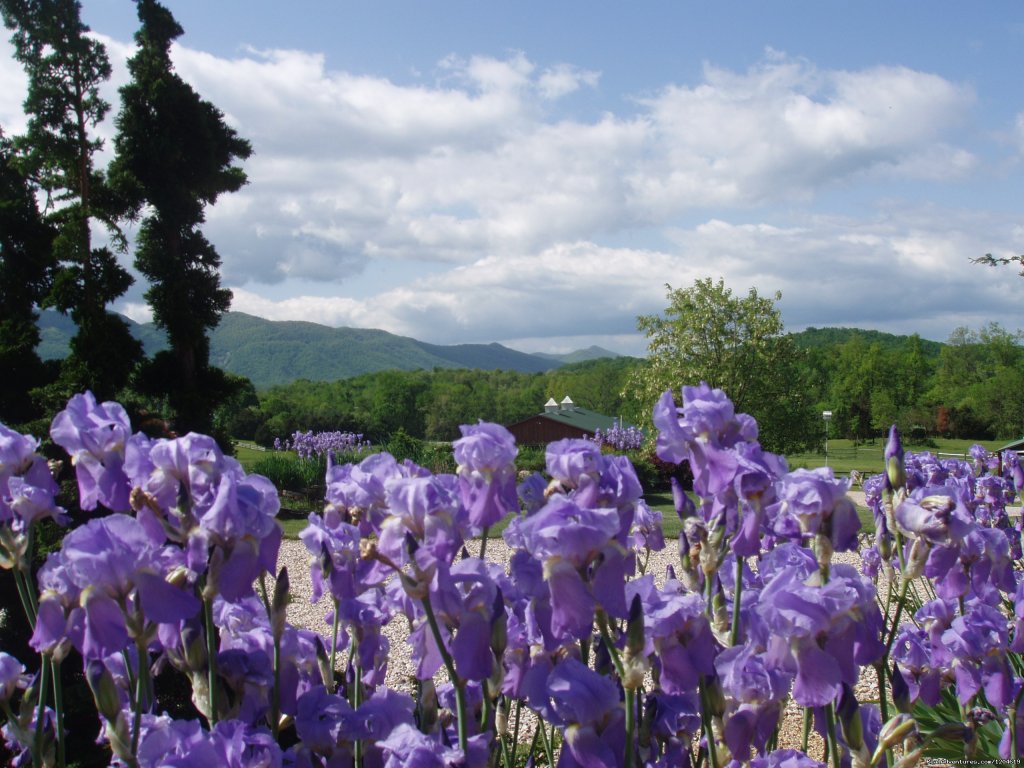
left=36, top=310, right=622, bottom=388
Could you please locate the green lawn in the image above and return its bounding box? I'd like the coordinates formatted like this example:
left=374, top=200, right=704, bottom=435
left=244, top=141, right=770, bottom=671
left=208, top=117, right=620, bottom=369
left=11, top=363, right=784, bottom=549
left=786, top=436, right=1006, bottom=476
left=233, top=442, right=272, bottom=470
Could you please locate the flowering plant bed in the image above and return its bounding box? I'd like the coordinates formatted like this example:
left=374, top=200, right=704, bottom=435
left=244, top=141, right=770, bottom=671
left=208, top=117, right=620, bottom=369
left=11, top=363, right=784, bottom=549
left=0, top=384, right=1020, bottom=767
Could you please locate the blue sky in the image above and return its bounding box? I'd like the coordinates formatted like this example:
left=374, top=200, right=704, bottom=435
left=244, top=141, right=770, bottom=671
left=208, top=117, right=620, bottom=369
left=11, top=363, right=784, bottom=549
left=2, top=2, right=1023, bottom=355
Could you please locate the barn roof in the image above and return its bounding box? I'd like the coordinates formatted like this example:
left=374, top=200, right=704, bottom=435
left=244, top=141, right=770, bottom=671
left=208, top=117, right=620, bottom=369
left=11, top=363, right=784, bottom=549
left=998, top=436, right=1024, bottom=452
left=506, top=405, right=619, bottom=434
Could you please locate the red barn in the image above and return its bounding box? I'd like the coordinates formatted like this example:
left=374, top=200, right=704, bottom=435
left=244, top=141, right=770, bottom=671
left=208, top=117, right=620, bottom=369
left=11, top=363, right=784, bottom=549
left=506, top=396, right=622, bottom=446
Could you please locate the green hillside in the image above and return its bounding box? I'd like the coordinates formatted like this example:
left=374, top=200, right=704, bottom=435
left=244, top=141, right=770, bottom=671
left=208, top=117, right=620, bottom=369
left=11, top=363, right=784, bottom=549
left=791, top=326, right=943, bottom=358
left=36, top=310, right=566, bottom=388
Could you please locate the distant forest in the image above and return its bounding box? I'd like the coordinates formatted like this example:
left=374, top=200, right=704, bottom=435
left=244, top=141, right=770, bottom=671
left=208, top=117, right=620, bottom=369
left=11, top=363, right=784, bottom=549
left=223, top=323, right=1024, bottom=448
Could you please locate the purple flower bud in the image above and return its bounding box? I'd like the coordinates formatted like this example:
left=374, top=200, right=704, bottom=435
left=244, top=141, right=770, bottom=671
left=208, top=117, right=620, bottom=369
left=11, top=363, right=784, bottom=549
left=884, top=425, right=905, bottom=492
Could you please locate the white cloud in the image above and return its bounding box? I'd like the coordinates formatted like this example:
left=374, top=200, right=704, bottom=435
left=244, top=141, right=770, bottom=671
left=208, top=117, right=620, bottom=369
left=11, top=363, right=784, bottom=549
left=121, top=302, right=153, bottom=325
left=0, top=38, right=27, bottom=135
left=5, top=33, right=1012, bottom=354
left=118, top=45, right=977, bottom=288
left=224, top=205, right=1024, bottom=355
left=537, top=63, right=600, bottom=100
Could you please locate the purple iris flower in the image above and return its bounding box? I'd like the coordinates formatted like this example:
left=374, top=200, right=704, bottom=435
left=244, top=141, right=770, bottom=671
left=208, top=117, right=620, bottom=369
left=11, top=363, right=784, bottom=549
left=453, top=422, right=519, bottom=530
left=511, top=494, right=623, bottom=639
left=377, top=474, right=464, bottom=571
left=324, top=451, right=402, bottom=535
left=0, top=653, right=25, bottom=702
left=890, top=627, right=942, bottom=707
left=516, top=471, right=548, bottom=515
left=630, top=499, right=665, bottom=554
left=53, top=514, right=199, bottom=658
left=546, top=657, right=625, bottom=768
left=294, top=685, right=355, bottom=755
left=758, top=564, right=882, bottom=707
left=299, top=512, right=379, bottom=607
left=895, top=486, right=973, bottom=545
left=641, top=583, right=717, bottom=695
left=215, top=596, right=327, bottom=717
left=777, top=468, right=860, bottom=552
left=1001, top=451, right=1024, bottom=496
left=545, top=438, right=605, bottom=490
left=136, top=717, right=283, bottom=768
left=377, top=722, right=487, bottom=768
left=716, top=642, right=789, bottom=758
left=0, top=423, right=66, bottom=546
left=941, top=602, right=1014, bottom=708
left=50, top=391, right=133, bottom=511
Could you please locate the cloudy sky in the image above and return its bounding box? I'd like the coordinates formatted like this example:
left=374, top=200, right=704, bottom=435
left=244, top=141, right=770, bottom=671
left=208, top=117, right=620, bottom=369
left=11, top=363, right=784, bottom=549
left=2, top=2, right=1023, bottom=356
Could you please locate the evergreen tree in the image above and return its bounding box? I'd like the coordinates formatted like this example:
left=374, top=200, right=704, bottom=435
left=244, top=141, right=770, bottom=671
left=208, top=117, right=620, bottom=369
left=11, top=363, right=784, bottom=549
left=0, top=131, right=54, bottom=424
left=110, top=0, right=252, bottom=434
left=0, top=0, right=142, bottom=402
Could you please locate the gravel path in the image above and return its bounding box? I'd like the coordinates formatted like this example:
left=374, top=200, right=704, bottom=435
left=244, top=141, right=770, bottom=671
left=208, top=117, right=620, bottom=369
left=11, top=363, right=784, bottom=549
left=278, top=527, right=882, bottom=758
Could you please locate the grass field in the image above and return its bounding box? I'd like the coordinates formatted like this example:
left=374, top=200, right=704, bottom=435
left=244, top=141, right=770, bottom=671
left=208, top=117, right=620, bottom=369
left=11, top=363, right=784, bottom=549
left=785, top=436, right=1007, bottom=476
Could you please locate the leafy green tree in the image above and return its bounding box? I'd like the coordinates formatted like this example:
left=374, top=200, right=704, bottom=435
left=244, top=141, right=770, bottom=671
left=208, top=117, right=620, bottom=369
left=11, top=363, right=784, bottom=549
left=0, top=132, right=54, bottom=424
left=109, top=0, right=252, bottom=434
left=0, top=0, right=142, bottom=402
left=629, top=277, right=815, bottom=453
left=932, top=323, right=1024, bottom=438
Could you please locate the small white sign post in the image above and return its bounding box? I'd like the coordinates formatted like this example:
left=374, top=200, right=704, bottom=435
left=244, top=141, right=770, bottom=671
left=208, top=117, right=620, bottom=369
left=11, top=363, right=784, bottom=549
left=822, top=411, right=833, bottom=467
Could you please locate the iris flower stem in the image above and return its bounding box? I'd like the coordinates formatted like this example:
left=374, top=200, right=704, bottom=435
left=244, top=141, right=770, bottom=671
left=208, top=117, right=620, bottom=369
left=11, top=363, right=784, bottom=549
left=23, top=526, right=38, bottom=617
left=624, top=687, right=636, bottom=768
left=801, top=708, right=811, bottom=753
left=883, top=577, right=911, bottom=658
left=538, top=716, right=555, bottom=767
left=419, top=594, right=468, bottom=752
left=329, top=599, right=341, bottom=694
left=875, top=662, right=891, bottom=768
left=825, top=703, right=841, bottom=768
left=202, top=597, right=219, bottom=726
left=1010, top=686, right=1024, bottom=759
left=51, top=658, right=65, bottom=768
left=698, top=676, right=720, bottom=768
left=32, top=652, right=50, bottom=768
left=510, top=698, right=522, bottom=768
left=730, top=554, right=743, bottom=646
left=130, top=643, right=145, bottom=759
left=352, top=632, right=363, bottom=767
left=13, top=567, right=37, bottom=627
left=271, top=631, right=282, bottom=740
left=479, top=525, right=490, bottom=561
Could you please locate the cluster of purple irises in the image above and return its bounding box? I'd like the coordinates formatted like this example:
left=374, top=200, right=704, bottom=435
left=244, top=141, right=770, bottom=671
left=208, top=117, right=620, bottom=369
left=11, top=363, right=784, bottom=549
left=274, top=430, right=372, bottom=460
left=590, top=421, right=646, bottom=452
left=0, top=383, right=1021, bottom=768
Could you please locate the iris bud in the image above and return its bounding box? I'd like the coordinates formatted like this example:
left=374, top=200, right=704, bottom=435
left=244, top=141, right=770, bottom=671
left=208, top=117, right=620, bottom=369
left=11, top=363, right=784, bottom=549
left=271, top=567, right=290, bottom=640
left=85, top=659, right=121, bottom=722
left=417, top=678, right=438, bottom=732
left=885, top=425, right=906, bottom=492
left=904, top=538, right=928, bottom=580
left=889, top=662, right=910, bottom=713
left=314, top=636, right=333, bottom=692
left=490, top=589, right=507, bottom=659
left=837, top=683, right=864, bottom=751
